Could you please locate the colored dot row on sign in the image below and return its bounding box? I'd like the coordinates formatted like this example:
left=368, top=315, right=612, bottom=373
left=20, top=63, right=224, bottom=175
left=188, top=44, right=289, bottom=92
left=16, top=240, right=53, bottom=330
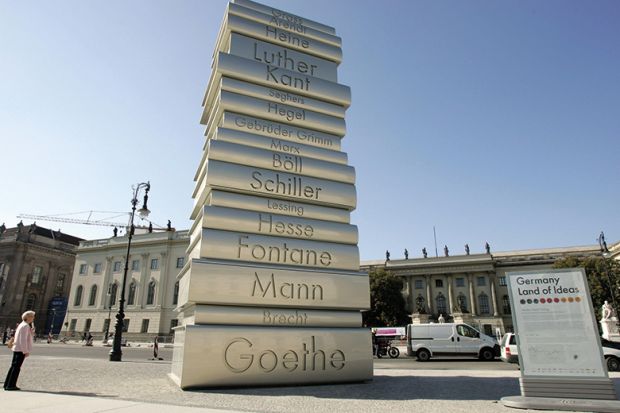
left=520, top=297, right=582, bottom=305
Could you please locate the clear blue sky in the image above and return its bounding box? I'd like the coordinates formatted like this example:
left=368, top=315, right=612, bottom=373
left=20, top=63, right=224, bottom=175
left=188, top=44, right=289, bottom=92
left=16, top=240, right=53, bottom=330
left=1, top=0, right=618, bottom=260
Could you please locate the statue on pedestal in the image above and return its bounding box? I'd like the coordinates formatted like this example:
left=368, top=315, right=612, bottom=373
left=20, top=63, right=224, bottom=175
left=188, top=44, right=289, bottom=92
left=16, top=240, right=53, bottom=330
left=422, top=247, right=428, bottom=258
left=444, top=245, right=449, bottom=257
left=602, top=301, right=614, bottom=321
left=485, top=242, right=491, bottom=254
left=385, top=250, right=390, bottom=261
left=438, top=314, right=445, bottom=324
left=465, top=244, right=470, bottom=255
left=404, top=249, right=409, bottom=260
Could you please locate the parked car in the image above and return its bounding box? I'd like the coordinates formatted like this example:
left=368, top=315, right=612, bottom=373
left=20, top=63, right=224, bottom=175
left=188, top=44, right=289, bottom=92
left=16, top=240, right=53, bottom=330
left=406, top=323, right=499, bottom=361
left=500, top=332, right=518, bottom=364
left=602, top=338, right=620, bottom=372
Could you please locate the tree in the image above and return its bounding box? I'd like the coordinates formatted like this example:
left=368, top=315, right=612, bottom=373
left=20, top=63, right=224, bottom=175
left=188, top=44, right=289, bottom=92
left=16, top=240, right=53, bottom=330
left=553, top=256, right=620, bottom=313
left=364, top=268, right=410, bottom=327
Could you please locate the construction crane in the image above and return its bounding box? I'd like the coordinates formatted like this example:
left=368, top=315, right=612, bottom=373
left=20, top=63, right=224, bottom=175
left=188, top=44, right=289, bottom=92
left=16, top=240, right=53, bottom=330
left=16, top=211, right=161, bottom=231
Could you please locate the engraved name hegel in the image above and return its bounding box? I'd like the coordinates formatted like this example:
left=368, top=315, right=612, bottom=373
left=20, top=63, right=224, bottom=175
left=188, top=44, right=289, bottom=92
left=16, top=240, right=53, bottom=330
left=224, top=336, right=345, bottom=373
left=267, top=102, right=306, bottom=122
left=238, top=235, right=332, bottom=266
left=252, top=272, right=323, bottom=300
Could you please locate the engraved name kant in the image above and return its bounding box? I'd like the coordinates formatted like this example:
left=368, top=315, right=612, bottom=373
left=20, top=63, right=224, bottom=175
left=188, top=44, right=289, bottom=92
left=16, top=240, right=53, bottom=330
left=266, top=65, right=310, bottom=91
left=250, top=171, right=322, bottom=200
left=254, top=43, right=317, bottom=75
left=238, top=235, right=332, bottom=266
left=252, top=272, right=323, bottom=300
left=224, top=336, right=345, bottom=373
left=258, top=213, right=313, bottom=237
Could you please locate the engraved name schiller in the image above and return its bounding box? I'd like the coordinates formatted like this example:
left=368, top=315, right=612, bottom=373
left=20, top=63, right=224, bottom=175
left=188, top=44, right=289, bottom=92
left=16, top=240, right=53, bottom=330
left=224, top=336, right=345, bottom=373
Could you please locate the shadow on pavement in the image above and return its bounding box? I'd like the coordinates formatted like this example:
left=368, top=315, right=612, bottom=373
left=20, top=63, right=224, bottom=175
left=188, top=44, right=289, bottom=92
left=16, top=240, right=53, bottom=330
left=186, top=375, right=522, bottom=401
left=24, top=389, right=119, bottom=398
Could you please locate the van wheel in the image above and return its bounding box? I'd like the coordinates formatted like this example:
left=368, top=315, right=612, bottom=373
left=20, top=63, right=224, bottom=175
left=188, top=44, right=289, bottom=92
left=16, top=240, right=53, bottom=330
left=479, top=348, right=495, bottom=361
left=388, top=347, right=400, bottom=359
left=417, top=349, right=431, bottom=362
left=607, top=356, right=620, bottom=372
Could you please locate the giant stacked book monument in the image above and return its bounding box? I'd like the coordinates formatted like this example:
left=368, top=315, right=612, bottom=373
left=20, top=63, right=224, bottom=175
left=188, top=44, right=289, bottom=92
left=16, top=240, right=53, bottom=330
left=170, top=0, right=372, bottom=388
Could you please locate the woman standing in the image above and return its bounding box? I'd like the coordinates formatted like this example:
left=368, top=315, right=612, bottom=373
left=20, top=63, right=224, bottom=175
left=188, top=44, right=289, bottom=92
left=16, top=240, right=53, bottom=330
left=4, top=311, right=35, bottom=391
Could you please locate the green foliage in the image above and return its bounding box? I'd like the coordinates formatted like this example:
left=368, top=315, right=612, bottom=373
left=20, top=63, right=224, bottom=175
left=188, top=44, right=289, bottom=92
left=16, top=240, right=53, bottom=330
left=364, top=268, right=410, bottom=327
left=553, top=256, right=620, bottom=312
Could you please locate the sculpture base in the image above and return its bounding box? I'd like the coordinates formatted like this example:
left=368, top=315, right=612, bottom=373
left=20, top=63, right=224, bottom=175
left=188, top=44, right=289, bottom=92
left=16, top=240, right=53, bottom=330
left=501, top=396, right=620, bottom=413
left=171, top=324, right=373, bottom=389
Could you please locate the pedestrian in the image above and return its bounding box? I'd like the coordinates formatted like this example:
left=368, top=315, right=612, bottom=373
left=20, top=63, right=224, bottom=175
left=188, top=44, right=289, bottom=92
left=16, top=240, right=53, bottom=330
left=2, top=329, right=7, bottom=345
left=82, top=332, right=87, bottom=342
left=4, top=311, right=35, bottom=391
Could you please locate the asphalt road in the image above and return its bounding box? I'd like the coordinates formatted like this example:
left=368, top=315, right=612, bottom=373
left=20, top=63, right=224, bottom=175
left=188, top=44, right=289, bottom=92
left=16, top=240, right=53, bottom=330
left=28, top=343, right=518, bottom=370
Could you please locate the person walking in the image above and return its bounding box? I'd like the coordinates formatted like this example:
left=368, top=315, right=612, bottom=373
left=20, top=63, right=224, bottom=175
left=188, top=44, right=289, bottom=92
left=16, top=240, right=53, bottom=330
left=4, top=311, right=35, bottom=391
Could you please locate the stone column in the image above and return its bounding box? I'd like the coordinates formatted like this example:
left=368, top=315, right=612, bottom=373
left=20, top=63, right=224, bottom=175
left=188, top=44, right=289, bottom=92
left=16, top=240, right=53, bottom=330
left=490, top=274, right=499, bottom=316
left=425, top=275, right=433, bottom=314
left=100, top=256, right=114, bottom=308
left=156, top=251, right=168, bottom=308
left=447, top=275, right=454, bottom=315
left=139, top=253, right=150, bottom=308
left=468, top=274, right=477, bottom=316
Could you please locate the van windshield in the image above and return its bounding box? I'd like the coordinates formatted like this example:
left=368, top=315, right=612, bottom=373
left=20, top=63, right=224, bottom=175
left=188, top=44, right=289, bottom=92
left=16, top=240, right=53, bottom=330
left=457, top=324, right=478, bottom=338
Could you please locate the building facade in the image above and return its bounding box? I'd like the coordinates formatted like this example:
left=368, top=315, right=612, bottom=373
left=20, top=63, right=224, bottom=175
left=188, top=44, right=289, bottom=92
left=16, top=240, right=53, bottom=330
left=362, top=243, right=606, bottom=336
left=64, top=229, right=189, bottom=340
left=0, top=222, right=82, bottom=335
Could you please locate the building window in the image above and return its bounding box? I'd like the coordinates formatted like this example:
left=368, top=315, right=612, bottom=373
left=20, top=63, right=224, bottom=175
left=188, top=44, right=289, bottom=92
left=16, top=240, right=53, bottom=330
left=93, top=263, right=102, bottom=274
left=502, top=295, right=511, bottom=314
left=170, top=319, right=179, bottom=332
left=150, top=258, right=159, bottom=270
left=56, top=273, right=65, bottom=290
left=176, top=257, right=184, bottom=268
left=146, top=281, right=156, bottom=305
left=128, top=282, right=136, bottom=306
left=435, top=279, right=443, bottom=288
left=173, top=281, right=179, bottom=305
left=122, top=319, right=130, bottom=332
left=88, top=285, right=97, bottom=306
left=113, top=261, right=121, bottom=272
left=69, top=319, right=77, bottom=332
left=79, top=264, right=87, bottom=275
left=436, top=293, right=447, bottom=315
left=456, top=277, right=465, bottom=287
left=84, top=318, right=92, bottom=332
left=478, top=293, right=490, bottom=315
left=477, top=276, right=486, bottom=286
left=457, top=293, right=468, bottom=312
left=414, top=279, right=424, bottom=289
left=103, top=318, right=111, bottom=334
left=25, top=293, right=36, bottom=310
left=499, top=276, right=507, bottom=286
left=141, top=319, right=150, bottom=333
left=109, top=283, right=118, bottom=306
left=74, top=285, right=83, bottom=306
left=131, top=259, right=140, bottom=271
left=32, top=266, right=43, bottom=284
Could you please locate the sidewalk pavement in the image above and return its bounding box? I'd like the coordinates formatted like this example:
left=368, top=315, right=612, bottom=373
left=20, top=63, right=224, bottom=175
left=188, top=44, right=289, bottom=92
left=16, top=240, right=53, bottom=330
left=2, top=352, right=619, bottom=413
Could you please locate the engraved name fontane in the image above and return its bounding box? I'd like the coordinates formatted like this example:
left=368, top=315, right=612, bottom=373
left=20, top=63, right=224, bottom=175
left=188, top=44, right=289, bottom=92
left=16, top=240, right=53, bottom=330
left=252, top=272, right=323, bottom=300
left=224, top=336, right=345, bottom=373
left=238, top=235, right=332, bottom=266
left=250, top=171, right=321, bottom=200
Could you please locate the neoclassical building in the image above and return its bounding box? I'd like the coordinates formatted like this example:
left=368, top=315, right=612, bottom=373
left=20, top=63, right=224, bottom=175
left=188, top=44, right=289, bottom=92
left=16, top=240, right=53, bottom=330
left=64, top=229, right=189, bottom=340
left=361, top=243, right=609, bottom=336
left=0, top=222, right=81, bottom=335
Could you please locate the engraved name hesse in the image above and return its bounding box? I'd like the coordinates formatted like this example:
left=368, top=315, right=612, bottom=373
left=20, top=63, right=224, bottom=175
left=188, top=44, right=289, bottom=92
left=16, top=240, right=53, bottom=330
left=238, top=235, right=332, bottom=266
left=224, top=336, right=345, bottom=373
left=257, top=213, right=313, bottom=237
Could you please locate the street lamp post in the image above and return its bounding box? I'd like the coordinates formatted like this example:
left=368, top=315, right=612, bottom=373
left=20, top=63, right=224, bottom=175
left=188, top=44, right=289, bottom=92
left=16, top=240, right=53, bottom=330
left=104, top=286, right=113, bottom=342
left=109, top=181, right=151, bottom=362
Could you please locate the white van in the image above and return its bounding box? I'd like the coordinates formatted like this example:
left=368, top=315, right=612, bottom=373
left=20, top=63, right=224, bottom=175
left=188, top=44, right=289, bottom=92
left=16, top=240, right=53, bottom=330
left=406, top=323, right=499, bottom=361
